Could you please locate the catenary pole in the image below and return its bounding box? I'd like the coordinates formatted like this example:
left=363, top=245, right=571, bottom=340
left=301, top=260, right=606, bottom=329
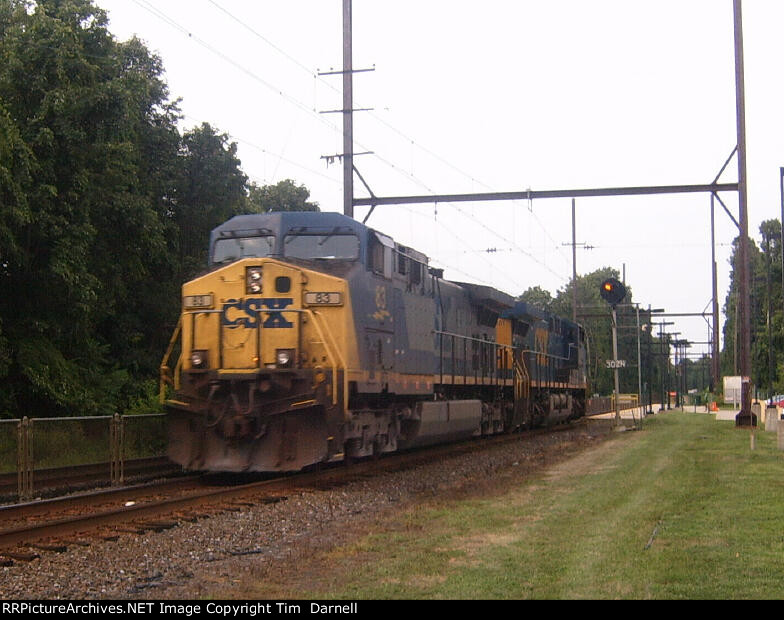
left=342, top=0, right=353, bottom=218
left=733, top=0, right=753, bottom=426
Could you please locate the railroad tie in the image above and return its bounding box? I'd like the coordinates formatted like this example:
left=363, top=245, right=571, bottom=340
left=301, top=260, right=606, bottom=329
left=115, top=526, right=146, bottom=535
left=27, top=542, right=68, bottom=553
left=138, top=520, right=178, bottom=532
left=3, top=550, right=39, bottom=562
left=60, top=539, right=91, bottom=547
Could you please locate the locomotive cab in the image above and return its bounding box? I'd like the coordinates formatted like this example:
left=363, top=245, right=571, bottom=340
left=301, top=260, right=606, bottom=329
left=165, top=213, right=367, bottom=472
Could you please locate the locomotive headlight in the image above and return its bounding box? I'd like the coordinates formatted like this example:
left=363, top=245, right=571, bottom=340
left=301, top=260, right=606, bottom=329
left=190, top=349, right=208, bottom=369
left=276, top=348, right=295, bottom=368
left=246, top=267, right=263, bottom=294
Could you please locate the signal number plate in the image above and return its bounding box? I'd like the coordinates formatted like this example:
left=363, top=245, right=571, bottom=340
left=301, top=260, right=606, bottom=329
left=304, top=292, right=342, bottom=306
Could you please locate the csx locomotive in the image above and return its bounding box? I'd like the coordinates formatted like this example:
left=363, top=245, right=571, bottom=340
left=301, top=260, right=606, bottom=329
left=161, top=211, right=587, bottom=472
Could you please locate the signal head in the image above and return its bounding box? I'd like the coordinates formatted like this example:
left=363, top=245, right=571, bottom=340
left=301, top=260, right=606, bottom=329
left=599, top=277, right=626, bottom=307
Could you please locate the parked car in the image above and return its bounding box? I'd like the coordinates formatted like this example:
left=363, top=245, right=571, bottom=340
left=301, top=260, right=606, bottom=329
left=770, top=395, right=784, bottom=407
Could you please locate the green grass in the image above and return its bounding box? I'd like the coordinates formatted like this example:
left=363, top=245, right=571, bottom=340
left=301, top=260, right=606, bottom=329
left=281, top=413, right=784, bottom=599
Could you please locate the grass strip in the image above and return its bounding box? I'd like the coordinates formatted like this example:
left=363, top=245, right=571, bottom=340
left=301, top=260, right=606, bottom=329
left=281, top=413, right=784, bottom=599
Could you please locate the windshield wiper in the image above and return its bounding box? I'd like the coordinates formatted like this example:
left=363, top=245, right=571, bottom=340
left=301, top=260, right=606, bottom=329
left=318, top=226, right=341, bottom=246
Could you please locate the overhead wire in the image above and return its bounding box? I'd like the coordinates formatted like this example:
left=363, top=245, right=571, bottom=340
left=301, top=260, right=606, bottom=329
left=130, top=0, right=343, bottom=136
left=201, top=0, right=570, bottom=282
left=128, top=0, right=569, bottom=291
left=179, top=114, right=341, bottom=186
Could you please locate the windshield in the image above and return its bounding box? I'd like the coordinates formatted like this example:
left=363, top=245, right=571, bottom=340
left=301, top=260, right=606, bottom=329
left=283, top=232, right=359, bottom=260
left=213, top=235, right=275, bottom=264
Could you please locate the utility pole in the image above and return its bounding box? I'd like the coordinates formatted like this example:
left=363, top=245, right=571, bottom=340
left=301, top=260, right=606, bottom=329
left=321, top=0, right=374, bottom=217
left=710, top=194, right=720, bottom=392
left=659, top=325, right=667, bottom=410
left=572, top=199, right=577, bottom=325
left=342, top=0, right=354, bottom=218
left=599, top=278, right=627, bottom=427
left=635, top=305, right=642, bottom=416
left=780, top=167, right=784, bottom=304
left=611, top=306, right=622, bottom=425
left=666, top=331, right=680, bottom=409
left=733, top=0, right=754, bottom=427
left=646, top=306, right=654, bottom=414
left=766, top=234, right=772, bottom=399
left=562, top=198, right=594, bottom=325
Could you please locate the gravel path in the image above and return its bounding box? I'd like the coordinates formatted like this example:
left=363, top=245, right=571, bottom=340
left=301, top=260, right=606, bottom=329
left=1, top=419, right=616, bottom=600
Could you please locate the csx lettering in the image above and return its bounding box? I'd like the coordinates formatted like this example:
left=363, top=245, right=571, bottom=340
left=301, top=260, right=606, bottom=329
left=221, top=298, right=294, bottom=329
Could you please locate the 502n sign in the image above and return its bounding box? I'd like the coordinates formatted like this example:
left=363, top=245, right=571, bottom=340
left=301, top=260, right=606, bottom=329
left=605, top=359, right=627, bottom=369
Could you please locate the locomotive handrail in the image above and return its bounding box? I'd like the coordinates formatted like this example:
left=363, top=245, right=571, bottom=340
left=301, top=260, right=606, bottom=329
left=432, top=329, right=582, bottom=395
left=434, top=329, right=576, bottom=362
left=305, top=308, right=350, bottom=414
left=434, top=329, right=515, bottom=347
left=518, top=344, right=577, bottom=363
left=159, top=315, right=183, bottom=404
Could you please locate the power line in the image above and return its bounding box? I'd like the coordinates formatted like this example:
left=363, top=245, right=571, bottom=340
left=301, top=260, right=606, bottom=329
left=128, top=0, right=568, bottom=288
left=201, top=0, right=569, bottom=263
left=178, top=114, right=341, bottom=186
left=130, top=0, right=342, bottom=135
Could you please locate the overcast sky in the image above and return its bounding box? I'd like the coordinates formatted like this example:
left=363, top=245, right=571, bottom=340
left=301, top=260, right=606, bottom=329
left=98, top=0, right=784, bottom=361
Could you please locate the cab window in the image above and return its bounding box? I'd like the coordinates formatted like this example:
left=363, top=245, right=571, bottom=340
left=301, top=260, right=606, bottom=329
left=213, top=235, right=275, bottom=264
left=283, top=231, right=359, bottom=260
left=369, top=232, right=393, bottom=278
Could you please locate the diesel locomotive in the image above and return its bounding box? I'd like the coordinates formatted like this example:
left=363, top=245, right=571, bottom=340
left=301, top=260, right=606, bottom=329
left=161, top=211, right=587, bottom=472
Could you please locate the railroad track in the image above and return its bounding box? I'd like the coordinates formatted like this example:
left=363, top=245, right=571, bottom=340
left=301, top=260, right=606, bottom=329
left=0, top=421, right=593, bottom=565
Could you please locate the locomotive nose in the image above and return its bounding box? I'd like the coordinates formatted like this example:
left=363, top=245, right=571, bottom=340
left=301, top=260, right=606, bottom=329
left=215, top=259, right=301, bottom=371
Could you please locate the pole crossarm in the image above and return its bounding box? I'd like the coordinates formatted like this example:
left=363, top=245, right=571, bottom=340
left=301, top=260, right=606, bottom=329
left=353, top=182, right=739, bottom=208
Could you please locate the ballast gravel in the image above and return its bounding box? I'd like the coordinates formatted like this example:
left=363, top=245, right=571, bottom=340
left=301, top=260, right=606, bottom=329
left=1, top=420, right=616, bottom=600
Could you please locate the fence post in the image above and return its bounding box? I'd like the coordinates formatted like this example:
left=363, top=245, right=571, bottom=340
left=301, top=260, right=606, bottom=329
left=110, top=413, right=124, bottom=486
left=17, top=416, right=32, bottom=501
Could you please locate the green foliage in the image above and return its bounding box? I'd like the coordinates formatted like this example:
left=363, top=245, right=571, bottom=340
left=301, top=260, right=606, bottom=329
left=516, top=285, right=552, bottom=311
left=0, top=0, right=320, bottom=420
left=517, top=267, right=661, bottom=397
left=174, top=122, right=248, bottom=274
left=721, top=221, right=784, bottom=396
left=246, top=178, right=320, bottom=213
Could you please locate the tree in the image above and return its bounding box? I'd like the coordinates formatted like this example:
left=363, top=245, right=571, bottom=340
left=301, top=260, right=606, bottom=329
left=721, top=235, right=764, bottom=385
left=721, top=221, right=784, bottom=397
left=516, top=286, right=553, bottom=312
left=517, top=268, right=654, bottom=397
left=0, top=0, right=351, bottom=420
left=0, top=0, right=180, bottom=416
left=246, top=179, right=319, bottom=213
left=172, top=122, right=248, bottom=275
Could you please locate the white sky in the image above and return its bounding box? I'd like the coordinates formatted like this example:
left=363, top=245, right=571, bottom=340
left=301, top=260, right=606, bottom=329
left=98, top=0, right=784, bottom=360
